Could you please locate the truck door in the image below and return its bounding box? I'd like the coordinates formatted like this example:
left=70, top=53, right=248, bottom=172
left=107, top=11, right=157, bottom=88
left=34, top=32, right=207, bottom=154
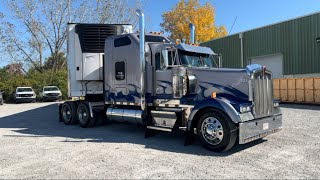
left=154, top=51, right=176, bottom=99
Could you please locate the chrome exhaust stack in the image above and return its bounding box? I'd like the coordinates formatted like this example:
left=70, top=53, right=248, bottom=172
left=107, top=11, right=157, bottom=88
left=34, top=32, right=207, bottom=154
left=136, top=9, right=146, bottom=111
left=189, top=23, right=195, bottom=44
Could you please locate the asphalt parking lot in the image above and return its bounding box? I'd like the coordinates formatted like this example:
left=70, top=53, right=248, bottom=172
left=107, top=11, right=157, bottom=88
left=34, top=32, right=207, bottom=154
left=0, top=102, right=319, bottom=179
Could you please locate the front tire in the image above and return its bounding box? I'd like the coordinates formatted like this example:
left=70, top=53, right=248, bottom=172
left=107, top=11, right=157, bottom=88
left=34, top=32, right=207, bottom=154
left=77, top=102, right=96, bottom=128
left=197, top=109, right=237, bottom=152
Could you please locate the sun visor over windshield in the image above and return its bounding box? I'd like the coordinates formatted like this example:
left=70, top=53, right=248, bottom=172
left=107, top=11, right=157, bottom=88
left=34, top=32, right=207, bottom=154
left=175, top=44, right=216, bottom=55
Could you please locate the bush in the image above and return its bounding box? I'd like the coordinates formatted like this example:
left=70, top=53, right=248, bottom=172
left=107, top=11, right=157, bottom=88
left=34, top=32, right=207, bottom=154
left=0, top=68, right=68, bottom=102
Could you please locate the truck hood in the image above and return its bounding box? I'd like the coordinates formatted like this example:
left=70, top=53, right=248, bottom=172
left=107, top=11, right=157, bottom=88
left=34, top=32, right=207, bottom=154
left=186, top=67, right=253, bottom=101
left=186, top=64, right=264, bottom=101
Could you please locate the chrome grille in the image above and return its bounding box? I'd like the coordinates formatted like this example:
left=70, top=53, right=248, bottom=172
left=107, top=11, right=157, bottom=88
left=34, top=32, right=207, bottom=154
left=47, top=93, right=59, bottom=96
left=253, top=72, right=273, bottom=118
left=18, top=94, right=32, bottom=97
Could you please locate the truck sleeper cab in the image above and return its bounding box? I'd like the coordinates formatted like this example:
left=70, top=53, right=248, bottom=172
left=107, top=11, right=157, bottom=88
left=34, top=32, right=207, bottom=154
left=60, top=10, right=282, bottom=152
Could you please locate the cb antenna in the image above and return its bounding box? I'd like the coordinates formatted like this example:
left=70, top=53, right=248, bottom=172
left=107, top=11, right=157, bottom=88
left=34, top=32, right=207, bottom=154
left=229, top=16, right=237, bottom=34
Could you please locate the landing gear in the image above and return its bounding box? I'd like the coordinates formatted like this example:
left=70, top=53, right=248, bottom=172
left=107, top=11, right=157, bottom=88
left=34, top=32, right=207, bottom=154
left=197, top=109, right=237, bottom=152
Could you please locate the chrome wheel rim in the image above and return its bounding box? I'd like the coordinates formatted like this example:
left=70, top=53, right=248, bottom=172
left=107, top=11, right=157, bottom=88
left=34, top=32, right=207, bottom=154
left=201, top=117, right=224, bottom=145
left=78, top=106, right=88, bottom=124
left=62, top=105, right=72, bottom=121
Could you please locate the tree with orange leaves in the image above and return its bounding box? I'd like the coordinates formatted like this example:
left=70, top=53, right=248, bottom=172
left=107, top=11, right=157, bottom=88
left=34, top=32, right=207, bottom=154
left=161, top=0, right=227, bottom=43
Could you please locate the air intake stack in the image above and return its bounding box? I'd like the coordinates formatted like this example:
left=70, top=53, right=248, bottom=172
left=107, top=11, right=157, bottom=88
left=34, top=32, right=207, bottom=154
left=189, top=23, right=195, bottom=44
left=136, top=9, right=146, bottom=111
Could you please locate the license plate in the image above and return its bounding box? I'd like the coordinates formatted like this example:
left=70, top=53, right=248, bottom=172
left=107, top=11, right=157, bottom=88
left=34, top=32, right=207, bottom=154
left=263, top=123, right=269, bottom=130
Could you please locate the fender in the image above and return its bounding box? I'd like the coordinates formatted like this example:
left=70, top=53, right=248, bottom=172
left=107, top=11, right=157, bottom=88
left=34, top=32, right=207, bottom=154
left=186, top=97, right=242, bottom=131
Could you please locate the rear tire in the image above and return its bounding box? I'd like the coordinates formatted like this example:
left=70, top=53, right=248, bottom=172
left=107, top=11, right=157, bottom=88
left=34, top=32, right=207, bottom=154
left=197, top=109, right=237, bottom=152
left=61, top=101, right=78, bottom=125
left=77, top=102, right=96, bottom=128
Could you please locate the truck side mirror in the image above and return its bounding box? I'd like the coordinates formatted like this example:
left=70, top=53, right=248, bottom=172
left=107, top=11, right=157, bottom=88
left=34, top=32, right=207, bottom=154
left=160, top=50, right=169, bottom=70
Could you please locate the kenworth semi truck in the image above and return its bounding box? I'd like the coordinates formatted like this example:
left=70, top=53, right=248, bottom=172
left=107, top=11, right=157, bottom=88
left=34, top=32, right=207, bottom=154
left=59, top=10, right=282, bottom=152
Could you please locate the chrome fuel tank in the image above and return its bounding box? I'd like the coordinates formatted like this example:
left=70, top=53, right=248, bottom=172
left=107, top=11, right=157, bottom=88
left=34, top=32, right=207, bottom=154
left=106, top=107, right=144, bottom=125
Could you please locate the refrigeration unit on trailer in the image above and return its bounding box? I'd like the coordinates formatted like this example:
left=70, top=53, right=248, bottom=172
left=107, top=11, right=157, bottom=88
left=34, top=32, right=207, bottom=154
left=59, top=10, right=282, bottom=152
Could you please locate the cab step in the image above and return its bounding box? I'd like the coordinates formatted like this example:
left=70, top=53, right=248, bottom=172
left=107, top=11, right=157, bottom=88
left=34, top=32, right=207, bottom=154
left=146, top=125, right=172, bottom=132
left=151, top=110, right=177, bottom=127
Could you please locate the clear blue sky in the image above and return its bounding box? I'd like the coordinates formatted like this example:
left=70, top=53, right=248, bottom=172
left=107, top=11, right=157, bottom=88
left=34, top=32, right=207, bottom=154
left=145, top=0, right=320, bottom=34
left=1, top=0, right=320, bottom=67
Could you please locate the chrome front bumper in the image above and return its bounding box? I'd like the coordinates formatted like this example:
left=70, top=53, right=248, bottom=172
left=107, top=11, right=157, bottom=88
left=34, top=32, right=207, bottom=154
left=239, top=113, right=282, bottom=144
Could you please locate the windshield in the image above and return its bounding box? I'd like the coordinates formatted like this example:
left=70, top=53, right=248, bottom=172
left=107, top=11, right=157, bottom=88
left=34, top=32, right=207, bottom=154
left=44, top=87, right=59, bottom=91
left=17, top=88, right=33, bottom=92
left=179, top=50, right=218, bottom=68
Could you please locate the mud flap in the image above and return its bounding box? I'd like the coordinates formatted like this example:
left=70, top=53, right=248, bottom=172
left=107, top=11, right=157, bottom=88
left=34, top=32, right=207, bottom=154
left=184, top=130, right=195, bottom=146
left=58, top=103, right=63, bottom=122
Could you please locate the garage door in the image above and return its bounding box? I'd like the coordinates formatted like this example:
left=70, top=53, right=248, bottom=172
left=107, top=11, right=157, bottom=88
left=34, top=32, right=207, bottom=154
left=250, top=54, right=283, bottom=78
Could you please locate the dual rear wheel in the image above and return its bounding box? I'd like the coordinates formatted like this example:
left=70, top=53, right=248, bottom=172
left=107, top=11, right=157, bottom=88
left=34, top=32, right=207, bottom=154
left=60, top=101, right=99, bottom=127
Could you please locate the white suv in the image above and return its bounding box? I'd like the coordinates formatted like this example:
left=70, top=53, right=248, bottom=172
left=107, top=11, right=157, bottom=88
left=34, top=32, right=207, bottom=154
left=40, top=86, right=62, bottom=101
left=14, top=87, right=36, bottom=103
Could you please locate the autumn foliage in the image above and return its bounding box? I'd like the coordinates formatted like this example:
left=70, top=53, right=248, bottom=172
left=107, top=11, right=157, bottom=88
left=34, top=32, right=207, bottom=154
left=161, top=0, right=227, bottom=43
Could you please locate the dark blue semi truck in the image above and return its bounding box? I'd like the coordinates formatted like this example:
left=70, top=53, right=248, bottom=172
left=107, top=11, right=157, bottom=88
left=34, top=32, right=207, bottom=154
left=59, top=10, right=282, bottom=152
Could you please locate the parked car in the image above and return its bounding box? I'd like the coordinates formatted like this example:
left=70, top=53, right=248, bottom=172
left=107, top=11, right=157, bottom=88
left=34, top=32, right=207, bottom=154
left=0, top=90, right=4, bottom=105
left=13, top=87, right=36, bottom=103
left=40, top=86, right=62, bottom=102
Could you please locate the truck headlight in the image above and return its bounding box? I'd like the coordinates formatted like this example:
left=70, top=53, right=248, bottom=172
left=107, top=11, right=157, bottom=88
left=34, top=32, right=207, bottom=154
left=273, top=102, right=279, bottom=107
left=240, top=105, right=251, bottom=113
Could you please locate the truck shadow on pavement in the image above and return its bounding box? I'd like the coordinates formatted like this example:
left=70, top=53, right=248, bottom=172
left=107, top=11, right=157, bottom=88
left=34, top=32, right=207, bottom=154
left=0, top=103, right=266, bottom=156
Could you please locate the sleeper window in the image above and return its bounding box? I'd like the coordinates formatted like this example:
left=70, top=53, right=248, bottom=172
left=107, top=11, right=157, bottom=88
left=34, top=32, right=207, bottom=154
left=114, top=36, right=131, bottom=47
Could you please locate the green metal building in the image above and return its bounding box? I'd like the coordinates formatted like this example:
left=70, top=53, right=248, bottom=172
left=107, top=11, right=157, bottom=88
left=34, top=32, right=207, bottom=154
left=201, top=12, right=320, bottom=78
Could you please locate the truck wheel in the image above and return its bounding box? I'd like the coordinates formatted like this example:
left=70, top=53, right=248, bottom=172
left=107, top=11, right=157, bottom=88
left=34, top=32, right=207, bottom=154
left=197, top=109, right=237, bottom=152
left=61, top=101, right=78, bottom=125
left=77, top=102, right=96, bottom=128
